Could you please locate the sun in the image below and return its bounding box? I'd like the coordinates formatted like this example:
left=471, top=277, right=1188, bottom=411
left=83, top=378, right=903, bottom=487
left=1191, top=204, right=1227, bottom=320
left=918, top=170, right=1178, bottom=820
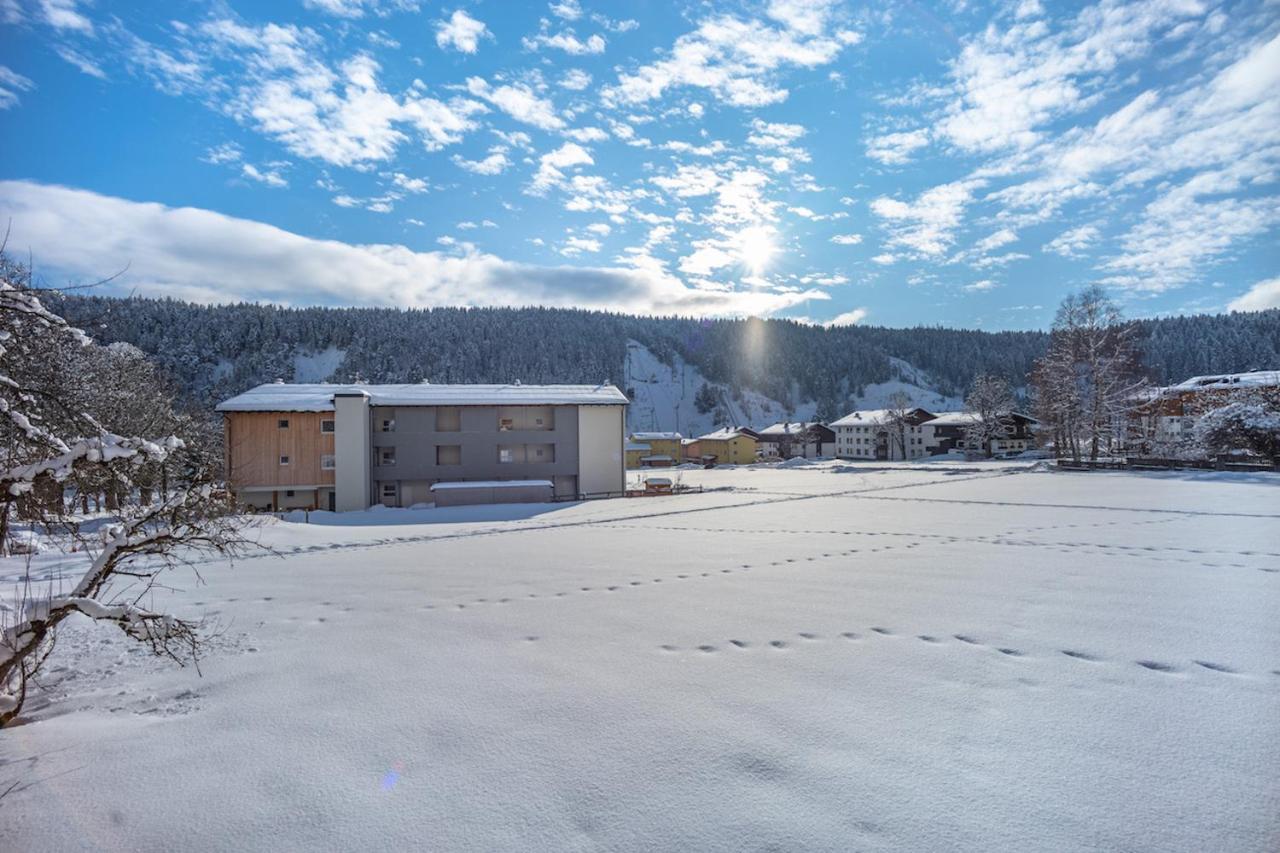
left=736, top=226, right=778, bottom=275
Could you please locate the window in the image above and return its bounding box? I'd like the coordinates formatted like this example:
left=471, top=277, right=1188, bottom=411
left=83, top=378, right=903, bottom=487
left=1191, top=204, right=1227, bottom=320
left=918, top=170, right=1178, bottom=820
left=321, top=454, right=335, bottom=470
left=278, top=419, right=290, bottom=429
left=279, top=455, right=290, bottom=466
left=381, top=483, right=397, bottom=503
left=320, top=419, right=335, bottom=433
left=379, top=447, right=396, bottom=466
left=381, top=418, right=396, bottom=433
left=498, top=446, right=515, bottom=463
left=499, top=417, right=515, bottom=431
left=285, top=490, right=295, bottom=497
left=531, top=444, right=554, bottom=463
left=437, top=445, right=461, bottom=465
left=435, top=407, right=461, bottom=432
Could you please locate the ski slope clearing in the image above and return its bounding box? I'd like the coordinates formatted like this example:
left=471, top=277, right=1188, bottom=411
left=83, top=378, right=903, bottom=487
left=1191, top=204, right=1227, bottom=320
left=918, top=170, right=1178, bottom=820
left=2, top=465, right=1278, bottom=851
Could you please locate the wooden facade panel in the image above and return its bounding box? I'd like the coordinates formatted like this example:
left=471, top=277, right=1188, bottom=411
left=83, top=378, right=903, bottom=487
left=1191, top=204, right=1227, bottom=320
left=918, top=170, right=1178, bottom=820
left=225, top=412, right=336, bottom=488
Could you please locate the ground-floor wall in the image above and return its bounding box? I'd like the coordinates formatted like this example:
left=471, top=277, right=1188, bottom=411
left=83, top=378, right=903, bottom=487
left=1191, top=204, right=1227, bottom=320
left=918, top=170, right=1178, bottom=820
left=236, top=487, right=334, bottom=511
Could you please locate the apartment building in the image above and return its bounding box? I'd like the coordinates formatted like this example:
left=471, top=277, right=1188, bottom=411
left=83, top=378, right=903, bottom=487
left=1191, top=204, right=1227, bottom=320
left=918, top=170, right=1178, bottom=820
left=217, top=382, right=628, bottom=511
left=832, top=408, right=935, bottom=461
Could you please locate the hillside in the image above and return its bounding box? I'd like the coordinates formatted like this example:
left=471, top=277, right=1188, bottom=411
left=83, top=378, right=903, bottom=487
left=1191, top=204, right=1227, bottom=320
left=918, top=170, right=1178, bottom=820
left=49, top=295, right=1280, bottom=431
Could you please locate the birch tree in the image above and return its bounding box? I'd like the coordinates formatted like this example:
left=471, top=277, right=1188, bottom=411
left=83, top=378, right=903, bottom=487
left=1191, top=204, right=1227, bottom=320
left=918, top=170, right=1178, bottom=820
left=964, top=375, right=1016, bottom=458
left=0, top=253, right=248, bottom=725
left=1031, top=286, right=1147, bottom=461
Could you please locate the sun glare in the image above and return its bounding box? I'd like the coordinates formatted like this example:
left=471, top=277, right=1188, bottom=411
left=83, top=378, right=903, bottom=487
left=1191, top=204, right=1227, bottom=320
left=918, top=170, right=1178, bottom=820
left=736, top=226, right=778, bottom=275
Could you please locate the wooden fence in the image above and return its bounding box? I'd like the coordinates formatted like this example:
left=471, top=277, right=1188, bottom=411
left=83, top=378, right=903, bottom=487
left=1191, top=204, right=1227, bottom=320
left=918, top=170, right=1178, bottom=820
left=1056, top=457, right=1277, bottom=473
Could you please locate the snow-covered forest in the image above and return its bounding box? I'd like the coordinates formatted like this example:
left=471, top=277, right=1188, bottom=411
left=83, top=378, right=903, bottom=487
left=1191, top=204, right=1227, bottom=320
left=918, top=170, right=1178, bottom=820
left=49, top=295, right=1280, bottom=419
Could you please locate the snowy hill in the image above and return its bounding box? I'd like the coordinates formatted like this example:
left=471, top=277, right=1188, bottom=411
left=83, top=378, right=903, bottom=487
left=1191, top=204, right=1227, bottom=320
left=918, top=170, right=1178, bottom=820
left=623, top=342, right=961, bottom=436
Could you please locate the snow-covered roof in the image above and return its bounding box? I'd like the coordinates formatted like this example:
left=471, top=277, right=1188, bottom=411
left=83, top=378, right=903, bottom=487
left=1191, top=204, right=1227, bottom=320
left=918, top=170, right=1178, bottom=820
left=217, top=382, right=630, bottom=412
left=925, top=411, right=977, bottom=427
left=1169, top=371, right=1280, bottom=391
left=831, top=408, right=937, bottom=427
left=696, top=427, right=753, bottom=441
left=430, top=480, right=553, bottom=491
left=830, top=409, right=896, bottom=427
left=631, top=431, right=682, bottom=440
left=758, top=422, right=819, bottom=437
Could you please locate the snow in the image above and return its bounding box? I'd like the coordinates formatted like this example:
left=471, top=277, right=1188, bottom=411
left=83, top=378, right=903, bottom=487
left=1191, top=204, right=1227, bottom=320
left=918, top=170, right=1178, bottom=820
left=291, top=346, right=346, bottom=383
left=215, top=382, right=630, bottom=411
left=631, top=431, right=682, bottom=441
left=2, top=464, right=1278, bottom=851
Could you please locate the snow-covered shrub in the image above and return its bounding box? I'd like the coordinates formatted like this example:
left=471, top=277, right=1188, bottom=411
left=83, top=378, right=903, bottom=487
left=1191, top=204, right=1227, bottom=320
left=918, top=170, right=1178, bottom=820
left=1194, top=402, right=1280, bottom=463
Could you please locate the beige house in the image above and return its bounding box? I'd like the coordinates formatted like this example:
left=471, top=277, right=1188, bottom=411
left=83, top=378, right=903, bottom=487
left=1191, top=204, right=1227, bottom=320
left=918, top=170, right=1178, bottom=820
left=690, top=427, right=759, bottom=465
left=218, top=383, right=628, bottom=511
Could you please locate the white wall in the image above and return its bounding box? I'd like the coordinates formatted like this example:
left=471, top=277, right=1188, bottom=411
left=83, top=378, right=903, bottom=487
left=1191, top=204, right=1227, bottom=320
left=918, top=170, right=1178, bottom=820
left=577, top=405, right=625, bottom=495
left=334, top=394, right=371, bottom=511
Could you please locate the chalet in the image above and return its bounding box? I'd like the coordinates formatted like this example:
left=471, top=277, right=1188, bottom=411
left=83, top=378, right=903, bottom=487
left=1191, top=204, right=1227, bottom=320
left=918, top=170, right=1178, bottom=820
left=924, top=411, right=1038, bottom=457
left=832, top=408, right=936, bottom=461
left=757, top=422, right=836, bottom=459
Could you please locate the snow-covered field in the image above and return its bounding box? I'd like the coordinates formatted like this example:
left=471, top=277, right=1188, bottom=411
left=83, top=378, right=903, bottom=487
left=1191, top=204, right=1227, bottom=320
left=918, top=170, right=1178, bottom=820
left=3, top=463, right=1278, bottom=851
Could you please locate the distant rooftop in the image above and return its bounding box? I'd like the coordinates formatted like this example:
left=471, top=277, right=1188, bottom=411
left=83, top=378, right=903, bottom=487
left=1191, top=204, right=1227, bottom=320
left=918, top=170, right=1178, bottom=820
left=1169, top=371, right=1280, bottom=391
left=758, top=422, right=820, bottom=436
left=631, top=431, right=682, bottom=440
left=216, top=382, right=629, bottom=412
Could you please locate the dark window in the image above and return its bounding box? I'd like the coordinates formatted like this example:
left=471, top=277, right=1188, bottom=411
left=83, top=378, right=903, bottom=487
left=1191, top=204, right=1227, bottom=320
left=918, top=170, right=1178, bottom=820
left=279, top=455, right=290, bottom=466
left=320, top=419, right=335, bottom=433
left=278, top=419, right=289, bottom=429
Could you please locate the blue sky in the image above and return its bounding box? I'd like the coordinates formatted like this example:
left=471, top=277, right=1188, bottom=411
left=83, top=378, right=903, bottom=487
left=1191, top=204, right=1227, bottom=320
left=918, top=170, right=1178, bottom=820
left=0, top=0, right=1277, bottom=329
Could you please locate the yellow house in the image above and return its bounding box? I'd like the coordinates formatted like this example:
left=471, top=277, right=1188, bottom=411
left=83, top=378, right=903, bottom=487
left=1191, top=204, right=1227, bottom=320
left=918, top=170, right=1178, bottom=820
left=692, top=428, right=759, bottom=465
left=629, top=432, right=683, bottom=466
left=624, top=441, right=652, bottom=469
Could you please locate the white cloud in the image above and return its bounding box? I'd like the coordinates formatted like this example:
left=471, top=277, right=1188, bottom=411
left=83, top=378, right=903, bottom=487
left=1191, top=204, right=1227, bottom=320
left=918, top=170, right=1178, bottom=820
left=202, top=142, right=243, bottom=164
left=824, top=307, right=869, bottom=327
left=530, top=141, right=594, bottom=192
left=0, top=66, right=35, bottom=109
left=199, top=20, right=484, bottom=166
left=466, top=76, right=563, bottom=130
left=241, top=163, right=288, bottom=188
left=40, top=0, right=92, bottom=33
left=1227, top=277, right=1280, bottom=312
left=747, top=118, right=806, bottom=149
left=549, top=0, right=582, bottom=20
left=559, top=69, right=592, bottom=90
left=436, top=10, right=492, bottom=54
left=865, top=129, right=929, bottom=165
left=564, top=126, right=609, bottom=143
left=1043, top=224, right=1100, bottom=258
left=54, top=44, right=107, bottom=79
left=304, top=0, right=372, bottom=18
left=962, top=279, right=998, bottom=292
left=523, top=27, right=606, bottom=55
left=829, top=233, right=862, bottom=245
left=937, top=0, right=1202, bottom=153
left=390, top=172, right=428, bottom=193
left=452, top=148, right=511, bottom=175
left=870, top=179, right=983, bottom=257
left=602, top=11, right=859, bottom=108
left=560, top=235, right=602, bottom=255
left=0, top=180, right=824, bottom=317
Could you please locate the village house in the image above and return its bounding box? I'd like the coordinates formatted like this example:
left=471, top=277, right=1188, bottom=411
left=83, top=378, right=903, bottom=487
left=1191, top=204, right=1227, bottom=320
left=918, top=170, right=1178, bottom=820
left=1128, top=370, right=1280, bottom=451
left=217, top=382, right=628, bottom=511
left=628, top=431, right=683, bottom=467
left=757, top=422, right=836, bottom=459
left=624, top=440, right=652, bottom=469
left=688, top=426, right=760, bottom=465
left=832, top=408, right=936, bottom=461
left=924, top=411, right=1038, bottom=457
